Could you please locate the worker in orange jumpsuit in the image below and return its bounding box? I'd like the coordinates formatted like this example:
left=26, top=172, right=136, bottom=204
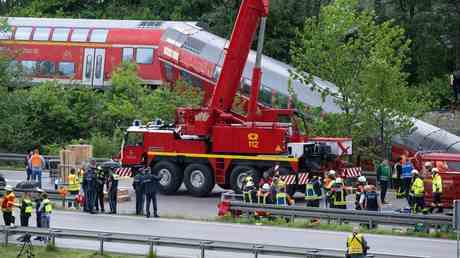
left=2, top=186, right=16, bottom=226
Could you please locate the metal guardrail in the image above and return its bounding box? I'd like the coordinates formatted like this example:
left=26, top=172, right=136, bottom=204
left=0, top=152, right=109, bottom=164
left=228, top=201, right=453, bottom=228
left=0, top=226, right=426, bottom=258
left=0, top=187, right=74, bottom=206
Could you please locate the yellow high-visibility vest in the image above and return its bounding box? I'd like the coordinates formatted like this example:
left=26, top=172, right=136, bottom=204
left=23, top=198, right=33, bottom=214
left=432, top=174, right=443, bottom=193
left=68, top=174, right=80, bottom=192
left=347, top=233, right=364, bottom=254
left=411, top=177, right=424, bottom=197
left=42, top=199, right=53, bottom=214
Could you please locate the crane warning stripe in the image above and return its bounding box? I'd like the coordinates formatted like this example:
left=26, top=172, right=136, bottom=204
left=344, top=167, right=362, bottom=178
left=280, top=175, right=296, bottom=185
left=114, top=167, right=132, bottom=178
left=298, top=173, right=310, bottom=185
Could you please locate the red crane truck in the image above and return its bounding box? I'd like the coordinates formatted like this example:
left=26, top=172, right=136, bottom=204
left=120, top=0, right=353, bottom=196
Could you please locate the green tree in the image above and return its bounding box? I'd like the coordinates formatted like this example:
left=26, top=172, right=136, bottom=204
left=291, top=0, right=427, bottom=158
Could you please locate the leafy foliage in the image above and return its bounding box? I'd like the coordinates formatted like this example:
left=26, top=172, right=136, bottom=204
left=291, top=0, right=428, bottom=158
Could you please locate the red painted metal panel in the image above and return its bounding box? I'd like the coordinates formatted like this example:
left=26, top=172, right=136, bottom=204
left=106, top=29, right=163, bottom=45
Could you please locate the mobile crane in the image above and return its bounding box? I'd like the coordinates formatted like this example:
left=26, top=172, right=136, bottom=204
left=121, top=0, right=352, bottom=196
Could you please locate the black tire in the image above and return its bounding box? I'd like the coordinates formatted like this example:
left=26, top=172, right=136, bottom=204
left=183, top=163, right=215, bottom=197
left=230, top=166, right=259, bottom=194
left=152, top=161, right=183, bottom=194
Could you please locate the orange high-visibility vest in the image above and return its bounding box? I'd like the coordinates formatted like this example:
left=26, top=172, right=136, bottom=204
left=30, top=154, right=43, bottom=167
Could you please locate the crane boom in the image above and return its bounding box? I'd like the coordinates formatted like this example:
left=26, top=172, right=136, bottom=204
left=210, top=0, right=269, bottom=112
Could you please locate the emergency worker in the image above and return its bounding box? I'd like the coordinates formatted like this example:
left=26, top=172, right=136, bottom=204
left=107, top=169, right=119, bottom=214
left=376, top=159, right=390, bottom=204
left=28, top=149, right=46, bottom=188
left=359, top=185, right=382, bottom=212
left=242, top=175, right=256, bottom=203
left=39, top=192, right=53, bottom=241
left=331, top=177, right=347, bottom=209
left=346, top=227, right=369, bottom=258
left=394, top=157, right=404, bottom=198
left=68, top=168, right=80, bottom=208
left=410, top=169, right=425, bottom=213
left=95, top=166, right=106, bottom=213
left=1, top=186, right=16, bottom=226
left=33, top=189, right=44, bottom=241
left=305, top=175, right=322, bottom=207
left=257, top=183, right=271, bottom=205
left=275, top=183, right=289, bottom=206
left=323, top=170, right=336, bottom=208
left=18, top=191, right=33, bottom=227
left=401, top=158, right=414, bottom=203
left=430, top=168, right=443, bottom=213
left=355, top=176, right=367, bottom=210
left=82, top=160, right=97, bottom=213
left=133, top=168, right=145, bottom=216
left=143, top=168, right=162, bottom=218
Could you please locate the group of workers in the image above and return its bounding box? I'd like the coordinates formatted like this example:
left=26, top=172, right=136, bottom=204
left=393, top=158, right=444, bottom=213
left=77, top=159, right=120, bottom=214
left=1, top=186, right=53, bottom=241
left=242, top=158, right=444, bottom=215
left=132, top=166, right=162, bottom=218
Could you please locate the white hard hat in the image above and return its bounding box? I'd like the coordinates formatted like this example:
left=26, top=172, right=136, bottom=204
left=335, top=177, right=343, bottom=184
left=358, top=176, right=367, bottom=183
left=411, top=169, right=419, bottom=175
left=262, top=183, right=270, bottom=191
left=424, top=162, right=433, bottom=167
left=432, top=168, right=439, bottom=173
left=328, top=170, right=336, bottom=176
left=4, top=185, right=13, bottom=191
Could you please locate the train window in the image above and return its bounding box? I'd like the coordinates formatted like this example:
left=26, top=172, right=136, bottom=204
left=33, top=27, right=51, bottom=41
left=58, top=62, right=75, bottom=77
left=85, top=55, right=93, bottom=78
left=90, top=29, right=109, bottom=43
left=183, top=37, right=205, bottom=54
left=37, top=61, right=55, bottom=76
left=274, top=93, right=289, bottom=109
left=241, top=78, right=251, bottom=96
left=71, top=29, right=89, bottom=42
left=122, top=48, right=134, bottom=62
left=95, top=55, right=103, bottom=79
left=163, top=63, right=174, bottom=81
left=7, top=61, right=19, bottom=73
left=52, top=28, right=70, bottom=41
left=21, top=61, right=37, bottom=75
left=136, top=48, right=154, bottom=64
left=259, top=85, right=272, bottom=106
left=14, top=27, right=33, bottom=40
left=0, top=28, right=12, bottom=40
left=179, top=70, right=202, bottom=88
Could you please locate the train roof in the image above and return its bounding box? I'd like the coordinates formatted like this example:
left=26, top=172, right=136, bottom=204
left=6, top=17, right=199, bottom=31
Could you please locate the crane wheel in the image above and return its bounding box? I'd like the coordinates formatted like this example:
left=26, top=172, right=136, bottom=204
left=230, top=166, right=259, bottom=194
left=152, top=161, right=183, bottom=194
left=183, top=163, right=215, bottom=197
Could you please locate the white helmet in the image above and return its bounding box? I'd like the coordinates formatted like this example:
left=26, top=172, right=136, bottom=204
left=335, top=177, right=343, bottom=184
left=328, top=170, right=336, bottom=176
left=262, top=183, right=270, bottom=191
left=432, top=168, right=439, bottom=173
left=358, top=176, right=367, bottom=183
left=411, top=169, right=419, bottom=175
left=4, top=185, right=13, bottom=191
left=424, top=162, right=433, bottom=168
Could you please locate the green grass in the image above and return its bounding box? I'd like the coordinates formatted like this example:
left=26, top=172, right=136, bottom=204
left=1, top=244, right=144, bottom=258
left=217, top=214, right=456, bottom=240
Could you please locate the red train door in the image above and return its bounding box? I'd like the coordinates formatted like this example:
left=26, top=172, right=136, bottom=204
left=83, top=48, right=106, bottom=87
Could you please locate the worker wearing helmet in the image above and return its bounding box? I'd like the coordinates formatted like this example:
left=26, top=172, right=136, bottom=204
left=355, top=176, right=367, bottom=210
left=257, top=183, right=271, bottom=205
left=331, top=177, right=347, bottom=209
left=430, top=168, right=443, bottom=213
left=242, top=175, right=256, bottom=203
left=323, top=170, right=336, bottom=208
left=275, top=182, right=288, bottom=206
left=1, top=185, right=16, bottom=226
left=305, top=175, right=322, bottom=208
left=410, top=169, right=425, bottom=213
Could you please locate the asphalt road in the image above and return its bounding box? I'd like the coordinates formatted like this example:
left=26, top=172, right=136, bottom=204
left=4, top=211, right=456, bottom=258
